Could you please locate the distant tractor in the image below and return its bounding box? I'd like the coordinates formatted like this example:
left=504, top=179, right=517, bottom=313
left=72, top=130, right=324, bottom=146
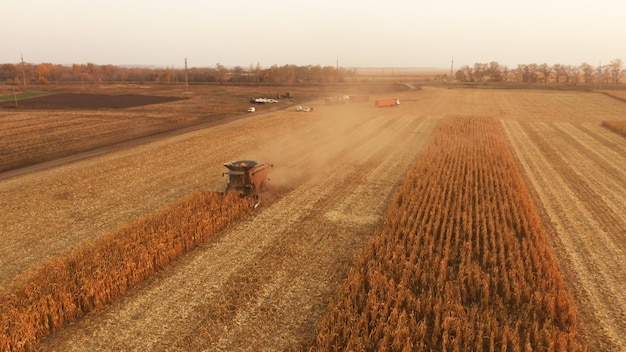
left=296, top=106, right=314, bottom=112
left=222, top=160, right=273, bottom=200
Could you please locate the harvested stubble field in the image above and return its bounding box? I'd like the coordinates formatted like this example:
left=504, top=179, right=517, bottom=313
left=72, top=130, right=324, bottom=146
left=0, top=85, right=624, bottom=351
left=0, top=83, right=361, bottom=174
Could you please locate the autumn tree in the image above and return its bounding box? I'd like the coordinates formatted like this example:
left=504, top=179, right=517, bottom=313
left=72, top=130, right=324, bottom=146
left=0, top=64, right=19, bottom=84
left=36, top=63, right=55, bottom=84
left=455, top=68, right=467, bottom=82
left=568, top=65, right=581, bottom=84
left=322, top=65, right=339, bottom=83
left=538, top=63, right=551, bottom=83
left=600, top=64, right=612, bottom=84
left=457, top=65, right=474, bottom=82
left=514, top=64, right=539, bottom=83
left=215, top=63, right=227, bottom=83
left=608, top=58, right=624, bottom=84
left=162, top=67, right=172, bottom=83
left=486, top=61, right=503, bottom=82
left=473, top=63, right=487, bottom=81
left=296, top=65, right=312, bottom=84
left=580, top=62, right=595, bottom=84
left=552, top=64, right=565, bottom=83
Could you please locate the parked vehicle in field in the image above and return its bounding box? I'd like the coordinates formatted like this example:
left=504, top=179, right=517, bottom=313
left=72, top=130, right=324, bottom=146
left=375, top=98, right=400, bottom=107
left=250, top=97, right=278, bottom=104
left=296, top=106, right=313, bottom=112
left=223, top=160, right=273, bottom=201
left=324, top=95, right=350, bottom=104
left=247, top=107, right=256, bottom=112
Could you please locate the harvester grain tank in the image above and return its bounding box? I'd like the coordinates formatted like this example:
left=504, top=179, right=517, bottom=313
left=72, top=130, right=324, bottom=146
left=375, top=98, right=400, bottom=107
left=222, top=160, right=272, bottom=199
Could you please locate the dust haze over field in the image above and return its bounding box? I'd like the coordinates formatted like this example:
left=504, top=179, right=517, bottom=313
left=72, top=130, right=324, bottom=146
left=36, top=90, right=435, bottom=351
left=251, top=100, right=391, bottom=191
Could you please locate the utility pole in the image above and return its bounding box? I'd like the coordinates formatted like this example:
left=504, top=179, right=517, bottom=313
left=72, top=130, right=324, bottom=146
left=21, top=53, right=26, bottom=86
left=596, top=61, right=602, bottom=90
left=450, top=57, right=454, bottom=88
left=184, top=58, right=189, bottom=91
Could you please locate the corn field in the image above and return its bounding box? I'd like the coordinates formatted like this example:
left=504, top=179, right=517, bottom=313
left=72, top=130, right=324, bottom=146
left=314, top=116, right=586, bottom=351
left=0, top=191, right=254, bottom=351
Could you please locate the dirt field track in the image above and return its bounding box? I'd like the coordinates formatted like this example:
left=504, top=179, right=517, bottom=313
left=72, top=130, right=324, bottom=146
left=1, top=86, right=624, bottom=350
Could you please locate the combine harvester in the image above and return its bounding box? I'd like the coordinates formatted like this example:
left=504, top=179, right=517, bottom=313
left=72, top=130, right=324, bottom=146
left=222, top=160, right=273, bottom=207
left=374, top=98, right=400, bottom=107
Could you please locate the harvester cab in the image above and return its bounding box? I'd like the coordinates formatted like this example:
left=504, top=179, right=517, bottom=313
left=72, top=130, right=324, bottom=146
left=222, top=160, right=272, bottom=206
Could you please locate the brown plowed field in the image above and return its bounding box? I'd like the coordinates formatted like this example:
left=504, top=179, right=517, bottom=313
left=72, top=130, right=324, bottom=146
left=0, top=92, right=185, bottom=109
left=1, top=86, right=624, bottom=351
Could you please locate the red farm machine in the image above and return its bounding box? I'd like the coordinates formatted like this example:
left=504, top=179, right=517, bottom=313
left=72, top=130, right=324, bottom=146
left=223, top=160, right=273, bottom=206
left=374, top=98, right=400, bottom=107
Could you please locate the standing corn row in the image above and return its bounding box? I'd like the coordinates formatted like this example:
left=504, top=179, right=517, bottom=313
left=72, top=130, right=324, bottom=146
left=0, top=191, right=254, bottom=351
left=314, top=116, right=585, bottom=351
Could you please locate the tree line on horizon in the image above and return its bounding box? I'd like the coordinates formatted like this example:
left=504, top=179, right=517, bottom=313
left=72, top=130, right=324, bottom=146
left=454, top=58, right=624, bottom=85
left=0, top=59, right=624, bottom=86
left=0, top=62, right=352, bottom=86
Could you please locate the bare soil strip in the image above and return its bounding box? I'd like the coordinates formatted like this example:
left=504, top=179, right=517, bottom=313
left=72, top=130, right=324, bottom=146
left=502, top=119, right=626, bottom=352
left=0, top=93, right=185, bottom=109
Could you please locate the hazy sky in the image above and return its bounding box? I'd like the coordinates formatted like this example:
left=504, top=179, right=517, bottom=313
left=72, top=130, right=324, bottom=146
left=3, top=0, right=625, bottom=69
